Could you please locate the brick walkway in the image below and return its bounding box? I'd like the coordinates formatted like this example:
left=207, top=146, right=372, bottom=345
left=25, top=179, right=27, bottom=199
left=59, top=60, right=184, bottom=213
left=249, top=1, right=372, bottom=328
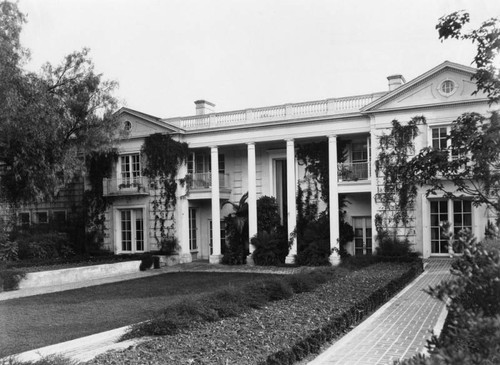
left=308, top=259, right=452, bottom=365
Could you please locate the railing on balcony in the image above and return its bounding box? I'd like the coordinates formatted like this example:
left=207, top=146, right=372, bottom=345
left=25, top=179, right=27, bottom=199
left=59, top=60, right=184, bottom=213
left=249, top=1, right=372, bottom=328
left=188, top=172, right=230, bottom=190
left=166, top=92, right=386, bottom=131
left=103, top=176, right=150, bottom=196
left=338, top=162, right=370, bottom=182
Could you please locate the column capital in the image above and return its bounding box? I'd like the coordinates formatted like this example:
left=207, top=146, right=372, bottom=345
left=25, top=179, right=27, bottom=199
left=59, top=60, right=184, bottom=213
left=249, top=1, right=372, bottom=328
left=327, top=134, right=338, bottom=139
left=246, top=142, right=255, bottom=148
left=209, top=145, right=218, bottom=151
left=284, top=138, right=294, bottom=143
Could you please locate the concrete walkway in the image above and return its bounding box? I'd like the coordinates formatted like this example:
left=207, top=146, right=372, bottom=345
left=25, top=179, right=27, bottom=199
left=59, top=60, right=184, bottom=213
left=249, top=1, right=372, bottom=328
left=308, top=259, right=452, bottom=365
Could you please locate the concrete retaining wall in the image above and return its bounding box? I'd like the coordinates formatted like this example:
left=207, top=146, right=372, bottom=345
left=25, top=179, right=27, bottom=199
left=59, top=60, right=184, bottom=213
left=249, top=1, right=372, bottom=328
left=18, top=260, right=142, bottom=289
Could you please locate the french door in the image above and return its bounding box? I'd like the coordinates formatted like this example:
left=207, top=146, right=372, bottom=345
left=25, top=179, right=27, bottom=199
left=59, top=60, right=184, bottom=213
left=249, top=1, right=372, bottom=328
left=430, top=200, right=471, bottom=255
left=120, top=209, right=144, bottom=252
left=353, top=217, right=372, bottom=256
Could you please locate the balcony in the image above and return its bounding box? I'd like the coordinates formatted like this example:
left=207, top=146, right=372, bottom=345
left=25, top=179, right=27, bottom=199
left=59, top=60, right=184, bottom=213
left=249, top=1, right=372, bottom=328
left=187, top=172, right=231, bottom=199
left=165, top=92, right=386, bottom=131
left=103, top=177, right=150, bottom=197
left=338, top=162, right=370, bottom=182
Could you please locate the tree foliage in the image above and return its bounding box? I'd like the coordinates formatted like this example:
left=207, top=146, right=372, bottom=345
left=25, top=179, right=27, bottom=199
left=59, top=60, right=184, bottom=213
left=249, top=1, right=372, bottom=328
left=0, top=1, right=120, bottom=205
left=408, top=12, right=500, bottom=219
left=437, top=11, right=500, bottom=105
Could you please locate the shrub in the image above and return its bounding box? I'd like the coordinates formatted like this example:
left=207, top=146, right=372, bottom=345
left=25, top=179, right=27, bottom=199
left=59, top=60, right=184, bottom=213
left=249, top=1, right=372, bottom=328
left=257, top=196, right=282, bottom=234
left=376, top=231, right=414, bottom=257
left=139, top=253, right=154, bottom=271
left=296, top=214, right=332, bottom=266
left=0, top=240, right=18, bottom=262
left=397, top=231, right=500, bottom=365
left=13, top=232, right=74, bottom=260
left=0, top=269, right=26, bottom=291
left=252, top=229, right=289, bottom=266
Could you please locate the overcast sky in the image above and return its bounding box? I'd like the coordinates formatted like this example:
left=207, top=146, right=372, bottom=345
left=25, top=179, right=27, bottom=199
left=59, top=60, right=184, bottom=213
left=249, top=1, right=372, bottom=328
left=17, top=0, right=500, bottom=118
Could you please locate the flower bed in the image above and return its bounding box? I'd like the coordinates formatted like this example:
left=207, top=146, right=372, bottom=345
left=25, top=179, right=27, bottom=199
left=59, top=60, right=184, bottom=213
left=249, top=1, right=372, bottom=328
left=88, top=261, right=422, bottom=365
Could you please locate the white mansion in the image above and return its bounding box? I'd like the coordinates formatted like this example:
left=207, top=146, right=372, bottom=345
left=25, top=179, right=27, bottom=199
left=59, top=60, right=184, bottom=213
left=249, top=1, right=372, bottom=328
left=12, top=61, right=496, bottom=264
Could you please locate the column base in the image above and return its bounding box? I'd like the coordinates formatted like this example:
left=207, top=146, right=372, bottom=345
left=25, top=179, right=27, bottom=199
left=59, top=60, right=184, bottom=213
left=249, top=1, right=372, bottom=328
left=179, top=253, right=193, bottom=264
left=285, top=255, right=296, bottom=265
left=209, top=254, right=223, bottom=264
left=246, top=254, right=255, bottom=266
left=329, top=251, right=341, bottom=266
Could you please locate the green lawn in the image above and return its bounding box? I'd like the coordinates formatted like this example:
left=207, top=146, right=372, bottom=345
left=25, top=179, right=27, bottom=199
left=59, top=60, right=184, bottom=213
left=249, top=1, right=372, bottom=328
left=0, top=272, right=276, bottom=357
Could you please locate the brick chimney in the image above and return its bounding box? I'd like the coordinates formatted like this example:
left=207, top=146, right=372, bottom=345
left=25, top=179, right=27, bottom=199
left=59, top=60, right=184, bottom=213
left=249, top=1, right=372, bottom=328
left=387, top=74, right=406, bottom=91
left=194, top=100, right=215, bottom=115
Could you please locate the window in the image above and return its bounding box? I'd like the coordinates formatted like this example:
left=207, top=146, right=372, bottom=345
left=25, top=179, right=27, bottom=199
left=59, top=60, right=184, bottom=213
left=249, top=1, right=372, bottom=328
left=34, top=211, right=49, bottom=224
left=123, top=120, right=132, bottom=131
left=187, top=152, right=225, bottom=174
left=19, top=212, right=30, bottom=227
left=439, top=80, right=456, bottom=96
left=431, top=127, right=447, bottom=150
left=120, top=154, right=141, bottom=184
left=189, top=208, right=197, bottom=251
left=351, top=142, right=368, bottom=162
left=431, top=126, right=460, bottom=160
left=52, top=211, right=67, bottom=224
left=430, top=199, right=472, bottom=255
left=209, top=220, right=226, bottom=255
left=120, top=209, right=144, bottom=252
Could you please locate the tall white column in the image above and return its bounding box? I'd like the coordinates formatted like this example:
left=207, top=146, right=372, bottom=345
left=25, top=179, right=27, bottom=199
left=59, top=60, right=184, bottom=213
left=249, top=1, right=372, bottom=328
left=370, top=119, right=379, bottom=254
left=176, top=162, right=192, bottom=263
left=247, top=143, right=258, bottom=260
left=285, top=139, right=297, bottom=264
left=210, top=146, right=222, bottom=264
left=328, top=135, right=340, bottom=265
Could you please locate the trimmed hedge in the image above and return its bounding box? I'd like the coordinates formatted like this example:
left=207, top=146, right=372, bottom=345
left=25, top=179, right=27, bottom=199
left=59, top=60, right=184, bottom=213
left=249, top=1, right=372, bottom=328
left=258, top=261, right=423, bottom=365
left=122, top=269, right=335, bottom=340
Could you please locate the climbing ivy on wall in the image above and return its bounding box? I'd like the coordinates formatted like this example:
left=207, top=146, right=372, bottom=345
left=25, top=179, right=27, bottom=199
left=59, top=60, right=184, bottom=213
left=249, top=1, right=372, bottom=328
left=83, top=149, right=118, bottom=252
left=374, top=116, right=426, bottom=237
left=141, top=133, right=188, bottom=244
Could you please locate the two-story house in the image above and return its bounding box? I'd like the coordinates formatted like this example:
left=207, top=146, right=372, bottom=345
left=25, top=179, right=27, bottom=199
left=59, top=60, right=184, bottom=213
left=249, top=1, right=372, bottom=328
left=98, top=61, right=494, bottom=264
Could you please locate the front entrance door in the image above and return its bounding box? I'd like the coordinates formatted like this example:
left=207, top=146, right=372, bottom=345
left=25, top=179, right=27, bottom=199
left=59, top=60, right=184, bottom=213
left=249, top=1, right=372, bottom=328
left=120, top=209, right=144, bottom=253
left=353, top=217, right=372, bottom=256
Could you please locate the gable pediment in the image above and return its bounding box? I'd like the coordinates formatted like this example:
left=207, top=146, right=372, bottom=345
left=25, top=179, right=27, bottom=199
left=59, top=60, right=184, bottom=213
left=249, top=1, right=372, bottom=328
left=363, top=62, right=488, bottom=112
left=116, top=108, right=177, bottom=138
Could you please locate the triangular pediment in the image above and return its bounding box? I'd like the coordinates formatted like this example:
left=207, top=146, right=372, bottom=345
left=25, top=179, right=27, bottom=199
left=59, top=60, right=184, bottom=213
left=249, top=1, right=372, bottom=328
left=115, top=107, right=179, bottom=138
left=362, top=61, right=488, bottom=112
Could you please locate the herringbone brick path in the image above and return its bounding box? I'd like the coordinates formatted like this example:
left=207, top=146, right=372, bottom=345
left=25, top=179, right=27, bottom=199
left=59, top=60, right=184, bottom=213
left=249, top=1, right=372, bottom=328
left=308, top=259, right=452, bottom=365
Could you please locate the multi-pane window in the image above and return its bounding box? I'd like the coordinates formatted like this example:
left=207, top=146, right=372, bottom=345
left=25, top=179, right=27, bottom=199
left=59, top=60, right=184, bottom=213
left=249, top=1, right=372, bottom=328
left=431, top=127, right=460, bottom=160
left=120, top=154, right=141, bottom=183
left=189, top=208, right=197, bottom=251
left=35, top=211, right=49, bottom=224
left=19, top=212, right=30, bottom=227
left=430, top=200, right=449, bottom=254
left=453, top=200, right=472, bottom=239
left=351, top=142, right=368, bottom=162
left=120, top=209, right=144, bottom=252
left=53, top=210, right=67, bottom=224
left=209, top=220, right=226, bottom=255
left=431, top=127, right=447, bottom=150
left=187, top=152, right=225, bottom=174
left=430, top=199, right=472, bottom=255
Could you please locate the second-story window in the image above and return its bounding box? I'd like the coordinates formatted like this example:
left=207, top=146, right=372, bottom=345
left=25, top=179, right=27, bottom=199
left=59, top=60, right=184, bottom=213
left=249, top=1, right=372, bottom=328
left=431, top=127, right=460, bottom=160
left=432, top=127, right=447, bottom=150
left=121, top=154, right=141, bottom=183
left=351, top=142, right=368, bottom=162
left=187, top=152, right=225, bottom=174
